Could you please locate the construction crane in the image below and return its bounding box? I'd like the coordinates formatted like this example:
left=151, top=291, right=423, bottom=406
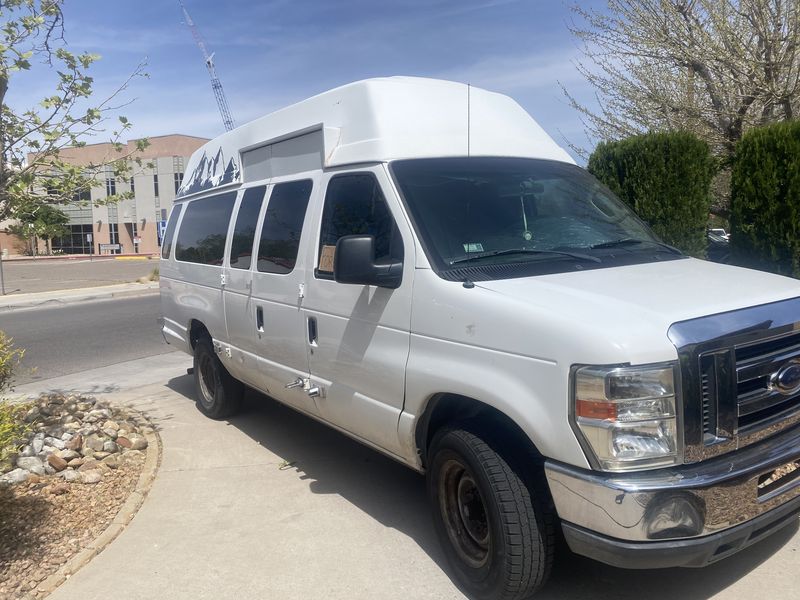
left=179, top=0, right=236, bottom=131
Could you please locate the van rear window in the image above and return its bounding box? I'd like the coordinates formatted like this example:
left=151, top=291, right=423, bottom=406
left=175, top=192, right=236, bottom=266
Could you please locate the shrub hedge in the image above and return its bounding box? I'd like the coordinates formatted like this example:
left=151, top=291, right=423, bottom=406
left=588, top=132, right=715, bottom=257
left=730, top=120, right=800, bottom=277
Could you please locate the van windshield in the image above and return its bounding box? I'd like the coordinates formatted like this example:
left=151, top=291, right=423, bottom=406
left=390, top=157, right=683, bottom=279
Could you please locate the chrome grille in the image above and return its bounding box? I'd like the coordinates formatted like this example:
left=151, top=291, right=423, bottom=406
left=667, top=297, right=800, bottom=464
left=735, top=332, right=800, bottom=432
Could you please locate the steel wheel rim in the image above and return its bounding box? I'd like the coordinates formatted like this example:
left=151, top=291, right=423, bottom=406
left=198, top=352, right=216, bottom=407
left=439, top=457, right=491, bottom=568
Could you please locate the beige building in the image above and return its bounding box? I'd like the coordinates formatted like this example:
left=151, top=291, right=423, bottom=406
left=2, top=134, right=208, bottom=257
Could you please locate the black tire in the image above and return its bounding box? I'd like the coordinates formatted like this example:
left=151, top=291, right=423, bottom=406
left=193, top=336, right=244, bottom=419
left=427, top=426, right=555, bottom=600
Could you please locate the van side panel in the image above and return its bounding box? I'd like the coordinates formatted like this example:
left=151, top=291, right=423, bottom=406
left=401, top=269, right=591, bottom=469
left=161, top=192, right=238, bottom=352
left=160, top=204, right=192, bottom=353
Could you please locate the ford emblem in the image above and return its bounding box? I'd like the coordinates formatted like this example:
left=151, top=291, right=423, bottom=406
left=770, top=359, right=800, bottom=396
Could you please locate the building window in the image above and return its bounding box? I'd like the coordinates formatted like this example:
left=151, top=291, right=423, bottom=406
left=106, top=177, right=116, bottom=196
left=130, top=176, right=136, bottom=195
left=108, top=222, right=120, bottom=254
left=73, top=189, right=91, bottom=203
left=52, top=224, right=93, bottom=255
left=154, top=174, right=159, bottom=198
left=174, top=172, right=184, bottom=194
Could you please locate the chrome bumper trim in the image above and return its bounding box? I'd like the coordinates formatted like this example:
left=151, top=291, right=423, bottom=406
left=545, top=424, right=800, bottom=542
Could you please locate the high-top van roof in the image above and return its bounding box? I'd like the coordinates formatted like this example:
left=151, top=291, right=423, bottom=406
left=177, top=76, right=574, bottom=199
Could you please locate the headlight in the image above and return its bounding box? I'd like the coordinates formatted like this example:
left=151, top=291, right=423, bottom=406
left=572, top=364, right=681, bottom=472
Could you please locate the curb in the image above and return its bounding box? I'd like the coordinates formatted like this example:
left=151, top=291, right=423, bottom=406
left=35, top=420, right=162, bottom=596
left=0, top=284, right=159, bottom=313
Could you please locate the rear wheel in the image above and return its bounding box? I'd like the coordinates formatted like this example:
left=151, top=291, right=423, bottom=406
left=427, top=426, right=554, bottom=600
left=193, top=336, right=243, bottom=419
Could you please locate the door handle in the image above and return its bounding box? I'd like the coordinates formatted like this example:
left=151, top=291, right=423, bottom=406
left=307, top=316, right=318, bottom=346
left=256, top=306, right=264, bottom=332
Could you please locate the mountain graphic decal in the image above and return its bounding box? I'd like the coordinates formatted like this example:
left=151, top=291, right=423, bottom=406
left=177, top=146, right=240, bottom=197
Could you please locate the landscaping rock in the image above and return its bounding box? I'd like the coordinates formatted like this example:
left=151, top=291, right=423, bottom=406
left=101, top=455, right=120, bottom=469
left=128, top=435, right=148, bottom=450
left=23, top=407, right=40, bottom=423
left=57, top=449, right=80, bottom=461
left=47, top=483, right=70, bottom=495
left=80, top=470, right=102, bottom=484
left=16, top=457, right=43, bottom=472
left=65, top=433, right=83, bottom=451
left=59, top=469, right=80, bottom=483
left=44, top=436, right=65, bottom=450
left=1, top=468, right=29, bottom=485
left=78, top=459, right=99, bottom=472
left=47, top=455, right=68, bottom=472
left=85, top=434, right=106, bottom=452
left=2, top=393, right=151, bottom=489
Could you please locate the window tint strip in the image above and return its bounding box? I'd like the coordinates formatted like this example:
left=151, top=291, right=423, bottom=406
left=230, top=186, right=266, bottom=270
left=257, top=180, right=313, bottom=274
left=161, top=204, right=183, bottom=260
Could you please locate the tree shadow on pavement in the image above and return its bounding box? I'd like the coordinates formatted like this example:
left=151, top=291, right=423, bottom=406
left=165, top=374, right=798, bottom=600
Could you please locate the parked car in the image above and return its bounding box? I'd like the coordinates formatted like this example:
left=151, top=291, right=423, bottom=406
left=160, top=77, right=800, bottom=599
left=707, top=228, right=730, bottom=263
left=709, top=227, right=730, bottom=240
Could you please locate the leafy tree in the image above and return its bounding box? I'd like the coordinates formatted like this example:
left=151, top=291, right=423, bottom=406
left=7, top=201, right=69, bottom=254
left=564, top=1, right=800, bottom=159
left=0, top=0, right=148, bottom=222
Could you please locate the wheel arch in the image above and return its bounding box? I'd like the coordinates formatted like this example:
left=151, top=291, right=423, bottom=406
left=414, top=393, right=545, bottom=471
left=188, top=319, right=211, bottom=349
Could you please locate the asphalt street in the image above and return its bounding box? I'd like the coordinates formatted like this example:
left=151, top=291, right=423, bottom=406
left=0, top=257, right=157, bottom=294
left=0, top=293, right=172, bottom=385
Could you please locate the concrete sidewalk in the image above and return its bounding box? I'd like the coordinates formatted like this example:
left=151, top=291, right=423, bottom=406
left=0, top=282, right=158, bottom=312
left=15, top=355, right=800, bottom=600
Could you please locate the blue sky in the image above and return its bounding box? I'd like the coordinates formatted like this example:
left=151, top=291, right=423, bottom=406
left=8, top=0, right=605, bottom=161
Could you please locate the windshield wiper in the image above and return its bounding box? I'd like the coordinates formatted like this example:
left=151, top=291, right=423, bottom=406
left=450, top=248, right=601, bottom=266
left=590, top=238, right=683, bottom=255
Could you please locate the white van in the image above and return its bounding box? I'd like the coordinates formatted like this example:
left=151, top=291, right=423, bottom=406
left=161, top=77, right=800, bottom=599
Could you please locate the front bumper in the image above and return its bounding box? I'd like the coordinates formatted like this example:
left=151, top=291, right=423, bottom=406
left=545, top=424, right=800, bottom=568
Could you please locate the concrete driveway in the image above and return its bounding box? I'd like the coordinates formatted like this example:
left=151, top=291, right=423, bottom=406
left=15, top=353, right=800, bottom=600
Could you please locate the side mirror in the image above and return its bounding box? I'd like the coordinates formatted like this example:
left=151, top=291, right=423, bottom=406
left=333, top=235, right=403, bottom=289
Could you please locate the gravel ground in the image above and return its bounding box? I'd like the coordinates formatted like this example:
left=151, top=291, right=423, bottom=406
left=0, top=452, right=145, bottom=599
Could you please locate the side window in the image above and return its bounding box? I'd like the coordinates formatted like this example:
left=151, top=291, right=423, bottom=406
left=257, top=180, right=313, bottom=274
left=317, top=173, right=402, bottom=276
left=161, top=204, right=183, bottom=259
left=230, top=186, right=266, bottom=270
left=175, top=191, right=236, bottom=265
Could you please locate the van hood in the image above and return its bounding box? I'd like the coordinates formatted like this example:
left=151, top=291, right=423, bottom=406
left=470, top=258, right=800, bottom=364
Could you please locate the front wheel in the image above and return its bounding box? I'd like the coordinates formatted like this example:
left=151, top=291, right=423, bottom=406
left=193, top=336, right=244, bottom=419
left=427, top=427, right=554, bottom=600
